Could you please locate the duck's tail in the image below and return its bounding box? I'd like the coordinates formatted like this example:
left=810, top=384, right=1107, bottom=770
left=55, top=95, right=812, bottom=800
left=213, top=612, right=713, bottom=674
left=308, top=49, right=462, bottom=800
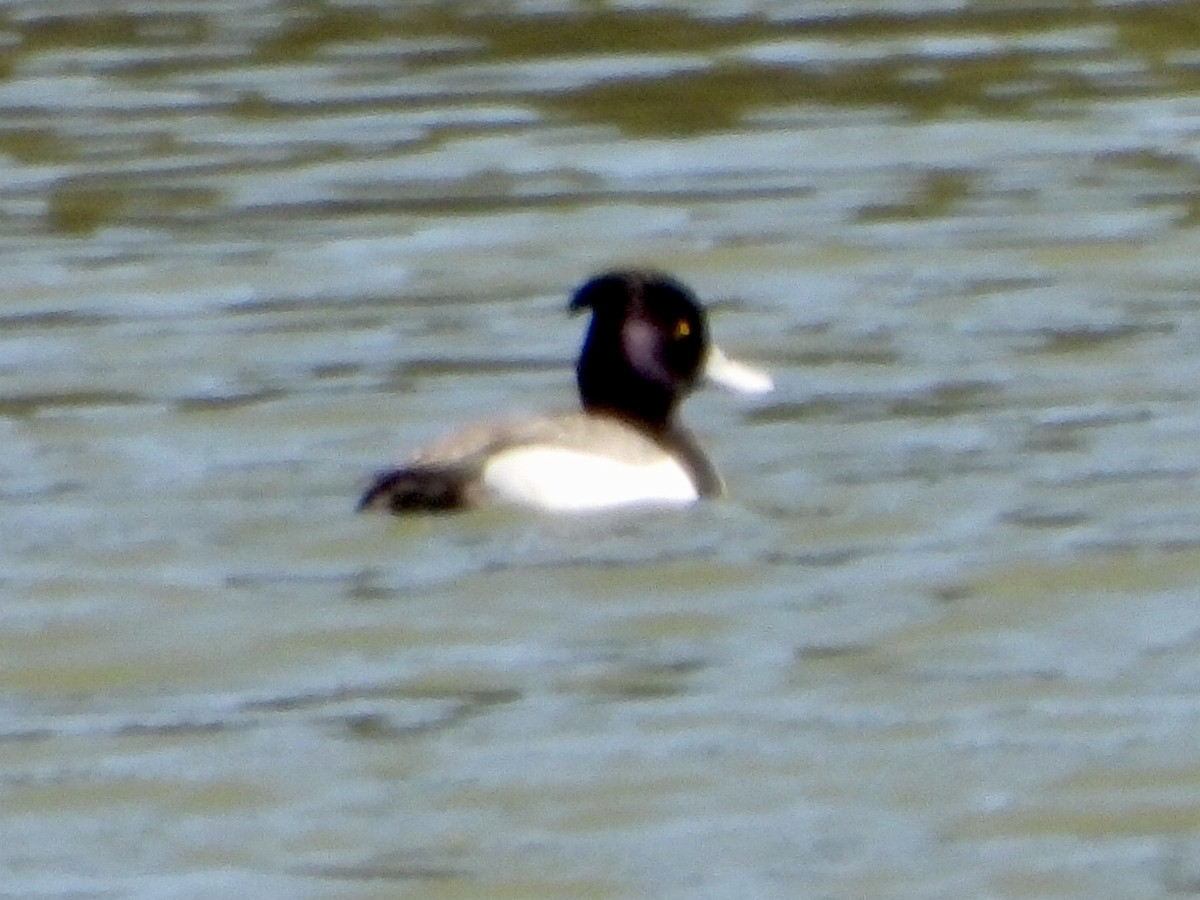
left=357, top=464, right=475, bottom=514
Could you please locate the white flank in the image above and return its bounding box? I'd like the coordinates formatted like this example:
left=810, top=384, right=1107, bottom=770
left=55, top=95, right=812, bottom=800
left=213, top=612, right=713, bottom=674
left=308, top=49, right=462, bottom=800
left=704, top=345, right=774, bottom=395
left=482, top=446, right=699, bottom=512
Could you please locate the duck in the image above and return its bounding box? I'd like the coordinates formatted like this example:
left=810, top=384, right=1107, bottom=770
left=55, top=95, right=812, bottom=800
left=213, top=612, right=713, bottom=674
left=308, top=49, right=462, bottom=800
left=357, top=270, right=771, bottom=514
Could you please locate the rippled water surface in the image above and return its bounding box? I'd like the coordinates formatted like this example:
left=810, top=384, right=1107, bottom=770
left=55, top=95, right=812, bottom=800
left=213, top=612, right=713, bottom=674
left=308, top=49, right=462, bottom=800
left=5, top=1, right=1200, bottom=897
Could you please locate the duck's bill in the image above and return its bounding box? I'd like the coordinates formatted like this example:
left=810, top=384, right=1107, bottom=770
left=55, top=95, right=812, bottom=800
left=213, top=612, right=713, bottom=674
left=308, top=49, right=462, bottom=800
left=703, top=346, right=774, bottom=395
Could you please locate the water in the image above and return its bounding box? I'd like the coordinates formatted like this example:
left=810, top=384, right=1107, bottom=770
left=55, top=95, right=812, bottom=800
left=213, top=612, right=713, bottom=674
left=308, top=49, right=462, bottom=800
left=4, top=1, right=1200, bottom=896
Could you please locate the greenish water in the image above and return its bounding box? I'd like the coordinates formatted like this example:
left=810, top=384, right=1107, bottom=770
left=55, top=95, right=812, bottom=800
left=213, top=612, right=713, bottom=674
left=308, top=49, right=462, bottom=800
left=3, top=1, right=1200, bottom=897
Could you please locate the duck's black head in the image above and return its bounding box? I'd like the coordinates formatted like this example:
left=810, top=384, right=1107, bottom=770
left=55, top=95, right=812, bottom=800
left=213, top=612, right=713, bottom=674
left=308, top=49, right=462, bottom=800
left=569, top=271, right=709, bottom=430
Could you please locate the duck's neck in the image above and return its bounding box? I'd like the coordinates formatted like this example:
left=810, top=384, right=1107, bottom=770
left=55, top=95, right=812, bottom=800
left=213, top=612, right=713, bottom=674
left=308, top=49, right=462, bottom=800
left=577, top=373, right=677, bottom=433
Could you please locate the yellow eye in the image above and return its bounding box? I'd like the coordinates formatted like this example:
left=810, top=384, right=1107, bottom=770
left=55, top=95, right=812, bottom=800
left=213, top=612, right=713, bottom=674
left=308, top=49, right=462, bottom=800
left=673, top=319, right=691, bottom=339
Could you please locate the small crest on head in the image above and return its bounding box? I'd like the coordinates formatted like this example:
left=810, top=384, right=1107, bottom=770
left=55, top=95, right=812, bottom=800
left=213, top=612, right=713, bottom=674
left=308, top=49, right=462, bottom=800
left=569, top=270, right=695, bottom=318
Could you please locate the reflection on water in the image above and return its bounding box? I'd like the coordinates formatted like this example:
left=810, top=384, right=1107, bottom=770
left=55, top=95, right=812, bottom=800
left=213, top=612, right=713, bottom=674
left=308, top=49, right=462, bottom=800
left=3, top=1, right=1200, bottom=897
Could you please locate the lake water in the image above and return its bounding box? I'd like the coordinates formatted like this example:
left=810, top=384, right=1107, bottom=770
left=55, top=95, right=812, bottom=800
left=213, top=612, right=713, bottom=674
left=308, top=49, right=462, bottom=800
left=4, top=1, right=1200, bottom=897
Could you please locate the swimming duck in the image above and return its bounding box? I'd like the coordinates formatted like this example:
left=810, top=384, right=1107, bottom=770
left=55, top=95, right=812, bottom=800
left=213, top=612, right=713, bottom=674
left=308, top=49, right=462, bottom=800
left=358, top=270, right=771, bottom=514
